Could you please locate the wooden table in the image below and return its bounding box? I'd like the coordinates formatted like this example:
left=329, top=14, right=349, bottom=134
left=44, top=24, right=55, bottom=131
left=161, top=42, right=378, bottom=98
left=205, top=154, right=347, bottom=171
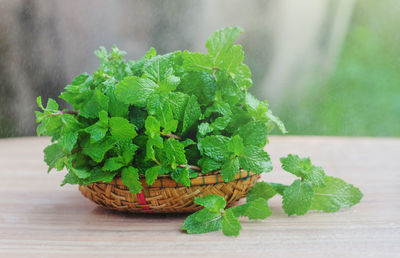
left=1, top=136, right=399, bottom=257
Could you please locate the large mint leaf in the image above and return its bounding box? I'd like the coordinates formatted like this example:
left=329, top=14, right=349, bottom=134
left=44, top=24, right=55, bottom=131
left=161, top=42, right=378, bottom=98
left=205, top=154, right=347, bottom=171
left=121, top=166, right=142, bottom=193
left=215, top=44, right=244, bottom=74
left=244, top=198, right=272, bottom=220
left=198, top=157, right=222, bottom=173
left=236, top=121, right=268, bottom=148
left=84, top=110, right=109, bottom=143
left=220, top=157, right=239, bottom=182
left=238, top=146, right=273, bottom=173
left=198, top=135, right=230, bottom=161
left=182, top=51, right=214, bottom=72
left=109, top=117, right=137, bottom=140
left=222, top=209, right=242, bottom=237
left=170, top=167, right=191, bottom=186
left=80, top=89, right=109, bottom=118
left=163, top=138, right=187, bottom=168
left=180, top=71, right=217, bottom=105
left=281, top=154, right=326, bottom=187
left=82, top=137, right=116, bottom=163
left=246, top=181, right=277, bottom=202
left=182, top=95, right=201, bottom=134
left=145, top=166, right=161, bottom=185
left=282, top=180, right=314, bottom=216
left=83, top=168, right=118, bottom=184
left=142, top=54, right=174, bottom=84
left=182, top=210, right=222, bottom=234
left=206, top=26, right=243, bottom=62
left=167, top=92, right=189, bottom=121
left=227, top=135, right=244, bottom=156
left=114, top=76, right=158, bottom=107
left=147, top=94, right=178, bottom=133
left=44, top=143, right=66, bottom=171
left=310, top=176, right=363, bottom=212
left=194, top=195, right=226, bottom=212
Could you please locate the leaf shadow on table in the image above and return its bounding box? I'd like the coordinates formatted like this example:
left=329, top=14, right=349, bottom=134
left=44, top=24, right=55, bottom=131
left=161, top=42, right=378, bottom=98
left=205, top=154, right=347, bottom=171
left=89, top=206, right=189, bottom=219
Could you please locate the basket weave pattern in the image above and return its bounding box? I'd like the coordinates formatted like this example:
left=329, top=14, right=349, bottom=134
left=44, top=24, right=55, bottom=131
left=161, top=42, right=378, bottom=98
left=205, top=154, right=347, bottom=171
left=79, top=169, right=259, bottom=213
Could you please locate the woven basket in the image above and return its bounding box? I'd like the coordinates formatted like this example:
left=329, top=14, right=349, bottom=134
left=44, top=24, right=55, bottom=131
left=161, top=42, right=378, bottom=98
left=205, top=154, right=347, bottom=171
left=79, top=169, right=259, bottom=213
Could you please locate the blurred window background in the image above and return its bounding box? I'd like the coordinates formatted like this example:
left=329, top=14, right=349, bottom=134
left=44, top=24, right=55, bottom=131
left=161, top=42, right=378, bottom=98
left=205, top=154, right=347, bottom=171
left=0, top=0, right=399, bottom=138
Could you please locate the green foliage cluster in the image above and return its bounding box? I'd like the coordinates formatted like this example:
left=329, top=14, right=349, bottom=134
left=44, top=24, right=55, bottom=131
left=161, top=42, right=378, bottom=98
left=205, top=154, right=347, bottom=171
left=35, top=27, right=286, bottom=192
left=183, top=155, right=363, bottom=237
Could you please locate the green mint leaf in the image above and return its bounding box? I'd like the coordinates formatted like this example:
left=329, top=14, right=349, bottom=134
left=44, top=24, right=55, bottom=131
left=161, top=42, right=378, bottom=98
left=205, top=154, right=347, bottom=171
left=222, top=209, right=242, bottom=237
left=194, top=195, right=226, bottom=213
left=235, top=63, right=252, bottom=88
left=206, top=26, right=243, bottom=62
left=83, top=168, right=118, bottom=184
left=147, top=94, right=178, bottom=133
left=114, top=76, right=158, bottom=107
left=205, top=102, right=232, bottom=117
left=211, top=116, right=231, bottom=131
left=198, top=122, right=213, bottom=136
left=36, top=96, right=44, bottom=110
left=182, top=51, right=214, bottom=72
left=228, top=203, right=250, bottom=218
left=142, top=54, right=174, bottom=84
left=198, top=135, right=230, bottom=161
left=246, top=181, right=277, bottom=202
left=145, top=166, right=161, bottom=185
left=80, top=89, right=109, bottom=118
left=164, top=138, right=187, bottom=168
left=121, top=166, right=142, bottom=193
left=198, top=157, right=222, bottom=173
left=244, top=198, right=272, bottom=220
left=215, top=71, right=243, bottom=105
left=167, top=92, right=189, bottom=121
left=282, top=180, right=314, bottom=216
left=227, top=135, right=244, bottom=156
left=236, top=121, right=268, bottom=148
left=44, top=143, right=66, bottom=172
left=58, top=131, right=78, bottom=152
left=265, top=110, right=287, bottom=134
left=182, top=95, right=201, bottom=134
left=109, top=117, right=137, bottom=140
left=45, top=98, right=59, bottom=111
left=69, top=166, right=91, bottom=179
left=220, top=157, right=239, bottom=182
left=61, top=172, right=81, bottom=186
left=144, top=116, right=161, bottom=137
left=84, top=111, right=109, bottom=143
left=216, top=44, right=244, bottom=73
left=192, top=209, right=221, bottom=223
left=180, top=71, right=217, bottom=105
left=170, top=167, right=191, bottom=186
left=280, top=154, right=326, bottom=187
left=182, top=210, right=222, bottom=234
left=238, top=145, right=273, bottom=173
left=268, top=182, right=288, bottom=195
left=310, top=176, right=363, bottom=212
left=102, top=157, right=125, bottom=171
left=105, top=81, right=130, bottom=117
left=82, top=137, right=116, bottom=163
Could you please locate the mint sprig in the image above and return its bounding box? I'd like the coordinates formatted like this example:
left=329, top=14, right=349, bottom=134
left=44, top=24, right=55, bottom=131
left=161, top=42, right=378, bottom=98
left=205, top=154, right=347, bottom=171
left=277, top=154, right=363, bottom=216
left=182, top=182, right=274, bottom=237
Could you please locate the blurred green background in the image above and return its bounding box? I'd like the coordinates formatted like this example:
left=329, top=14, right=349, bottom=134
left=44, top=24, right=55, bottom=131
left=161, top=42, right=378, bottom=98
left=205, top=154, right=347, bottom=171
left=278, top=0, right=400, bottom=136
left=0, top=0, right=399, bottom=138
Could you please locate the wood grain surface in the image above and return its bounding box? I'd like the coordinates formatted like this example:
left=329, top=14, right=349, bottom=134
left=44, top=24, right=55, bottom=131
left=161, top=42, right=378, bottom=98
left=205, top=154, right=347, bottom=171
left=0, top=136, right=399, bottom=257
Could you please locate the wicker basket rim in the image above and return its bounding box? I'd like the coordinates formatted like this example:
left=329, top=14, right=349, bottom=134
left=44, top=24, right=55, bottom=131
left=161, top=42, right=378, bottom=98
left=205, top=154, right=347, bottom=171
left=96, top=169, right=257, bottom=189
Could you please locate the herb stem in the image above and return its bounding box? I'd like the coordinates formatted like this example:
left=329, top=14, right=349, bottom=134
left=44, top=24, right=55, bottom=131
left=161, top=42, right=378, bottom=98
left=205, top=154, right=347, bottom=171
left=49, top=110, right=79, bottom=116
left=177, top=164, right=201, bottom=171
left=161, top=133, right=182, bottom=140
